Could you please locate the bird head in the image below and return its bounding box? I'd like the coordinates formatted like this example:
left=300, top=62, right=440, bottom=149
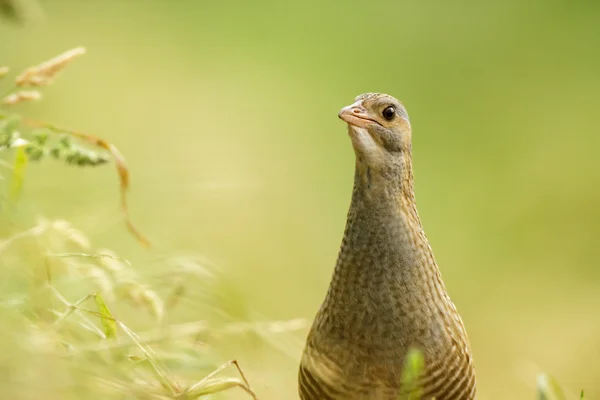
left=338, top=93, right=411, bottom=167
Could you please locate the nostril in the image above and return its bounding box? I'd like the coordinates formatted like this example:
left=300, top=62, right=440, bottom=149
left=352, top=108, right=361, bottom=114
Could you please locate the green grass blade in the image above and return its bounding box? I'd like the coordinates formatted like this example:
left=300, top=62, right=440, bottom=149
left=9, top=145, right=27, bottom=201
left=400, top=348, right=424, bottom=400
left=93, top=293, right=117, bottom=340
left=536, top=373, right=566, bottom=400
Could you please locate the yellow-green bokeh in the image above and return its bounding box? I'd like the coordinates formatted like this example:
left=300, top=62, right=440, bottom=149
left=1, top=1, right=600, bottom=398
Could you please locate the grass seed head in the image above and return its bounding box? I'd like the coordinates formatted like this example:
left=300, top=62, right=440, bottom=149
left=16, top=47, right=86, bottom=87
left=1, top=90, right=42, bottom=105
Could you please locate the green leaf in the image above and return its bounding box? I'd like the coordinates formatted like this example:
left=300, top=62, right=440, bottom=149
left=9, top=145, right=28, bottom=201
left=93, top=293, right=117, bottom=339
left=24, top=144, right=44, bottom=161
left=31, top=129, right=49, bottom=145
left=0, top=116, right=22, bottom=150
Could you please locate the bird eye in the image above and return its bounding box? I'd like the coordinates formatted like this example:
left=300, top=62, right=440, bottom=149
left=382, top=106, right=395, bottom=121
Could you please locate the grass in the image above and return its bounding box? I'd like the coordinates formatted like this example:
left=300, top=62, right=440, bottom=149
left=0, top=45, right=588, bottom=399
left=0, top=48, right=307, bottom=399
left=0, top=217, right=266, bottom=398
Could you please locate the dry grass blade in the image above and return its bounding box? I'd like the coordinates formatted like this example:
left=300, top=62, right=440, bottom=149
left=52, top=291, right=93, bottom=326
left=117, top=320, right=179, bottom=395
left=23, top=118, right=151, bottom=247
left=49, top=289, right=106, bottom=338
left=0, top=223, right=45, bottom=254
left=183, top=360, right=258, bottom=400
left=0, top=66, right=9, bottom=78
left=55, top=299, right=177, bottom=393
left=46, top=252, right=132, bottom=267
left=183, top=377, right=257, bottom=399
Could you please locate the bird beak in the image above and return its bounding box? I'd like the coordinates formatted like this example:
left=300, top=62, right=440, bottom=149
left=338, top=100, right=379, bottom=128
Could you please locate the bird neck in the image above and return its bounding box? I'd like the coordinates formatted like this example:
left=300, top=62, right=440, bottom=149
left=324, top=151, right=447, bottom=312
left=353, top=152, right=416, bottom=207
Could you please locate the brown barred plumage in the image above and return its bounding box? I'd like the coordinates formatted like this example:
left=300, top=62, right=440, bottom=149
left=299, top=93, right=476, bottom=400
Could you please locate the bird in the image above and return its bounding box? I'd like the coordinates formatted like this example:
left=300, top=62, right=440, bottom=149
left=298, top=93, right=476, bottom=400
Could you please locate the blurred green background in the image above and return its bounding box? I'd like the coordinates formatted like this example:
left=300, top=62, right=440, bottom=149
left=1, top=0, right=600, bottom=398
